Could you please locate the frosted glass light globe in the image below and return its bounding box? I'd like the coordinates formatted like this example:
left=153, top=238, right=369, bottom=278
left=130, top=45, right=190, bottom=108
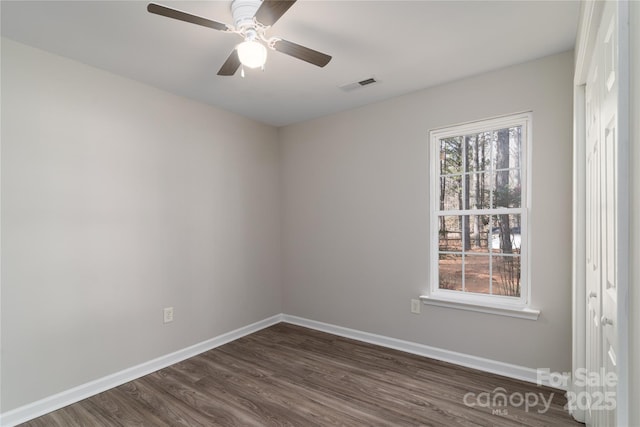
left=237, top=40, right=267, bottom=69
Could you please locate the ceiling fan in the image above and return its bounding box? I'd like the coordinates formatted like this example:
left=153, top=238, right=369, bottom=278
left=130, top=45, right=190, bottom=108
left=147, top=0, right=332, bottom=76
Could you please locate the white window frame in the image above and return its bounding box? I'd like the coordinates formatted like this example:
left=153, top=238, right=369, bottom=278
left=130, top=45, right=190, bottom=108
left=420, top=112, right=539, bottom=320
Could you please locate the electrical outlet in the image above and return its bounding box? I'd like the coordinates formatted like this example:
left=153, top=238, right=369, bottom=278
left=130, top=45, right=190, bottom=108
left=411, top=299, right=421, bottom=314
left=163, top=307, right=174, bottom=323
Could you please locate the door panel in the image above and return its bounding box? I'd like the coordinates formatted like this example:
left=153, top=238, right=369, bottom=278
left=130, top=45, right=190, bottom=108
left=585, top=57, right=601, bottom=425
left=584, top=2, right=618, bottom=426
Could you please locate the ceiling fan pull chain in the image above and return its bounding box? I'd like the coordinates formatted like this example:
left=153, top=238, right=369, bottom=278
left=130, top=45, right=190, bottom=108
left=241, top=65, right=245, bottom=78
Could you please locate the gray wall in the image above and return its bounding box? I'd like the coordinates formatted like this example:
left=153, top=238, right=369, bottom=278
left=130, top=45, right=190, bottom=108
left=630, top=2, right=640, bottom=425
left=1, top=39, right=282, bottom=411
left=280, top=51, right=574, bottom=373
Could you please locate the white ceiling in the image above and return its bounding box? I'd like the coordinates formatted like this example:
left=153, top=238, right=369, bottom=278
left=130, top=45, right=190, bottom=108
left=1, top=0, right=580, bottom=127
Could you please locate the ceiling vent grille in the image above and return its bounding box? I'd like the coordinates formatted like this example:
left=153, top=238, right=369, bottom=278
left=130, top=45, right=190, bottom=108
left=339, top=77, right=379, bottom=92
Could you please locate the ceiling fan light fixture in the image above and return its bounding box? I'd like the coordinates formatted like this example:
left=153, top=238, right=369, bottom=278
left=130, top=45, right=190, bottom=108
left=147, top=1, right=332, bottom=76
left=237, top=40, right=267, bottom=69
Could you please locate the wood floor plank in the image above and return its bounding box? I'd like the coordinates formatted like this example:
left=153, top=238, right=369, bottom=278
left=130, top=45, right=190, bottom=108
left=199, top=348, right=390, bottom=426
left=118, top=378, right=215, bottom=426
left=20, top=323, right=581, bottom=426
left=145, top=368, right=264, bottom=426
left=219, top=329, right=522, bottom=426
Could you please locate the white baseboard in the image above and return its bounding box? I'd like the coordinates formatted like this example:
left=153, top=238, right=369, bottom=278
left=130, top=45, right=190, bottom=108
left=0, top=314, right=284, bottom=427
left=2, top=313, right=568, bottom=426
left=281, top=314, right=569, bottom=391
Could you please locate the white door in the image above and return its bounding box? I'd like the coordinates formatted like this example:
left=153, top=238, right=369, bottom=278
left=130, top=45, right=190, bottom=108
left=585, top=38, right=602, bottom=426
left=584, top=2, right=619, bottom=426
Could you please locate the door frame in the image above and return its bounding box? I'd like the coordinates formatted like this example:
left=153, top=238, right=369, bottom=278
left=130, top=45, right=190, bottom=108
left=572, top=1, right=630, bottom=425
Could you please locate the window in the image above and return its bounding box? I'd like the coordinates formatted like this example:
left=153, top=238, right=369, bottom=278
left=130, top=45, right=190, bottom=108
left=422, top=112, right=538, bottom=319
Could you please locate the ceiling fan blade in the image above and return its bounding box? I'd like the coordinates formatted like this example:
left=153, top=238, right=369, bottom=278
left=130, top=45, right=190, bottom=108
left=254, top=0, right=296, bottom=27
left=273, top=39, right=331, bottom=67
left=147, top=3, right=230, bottom=32
left=217, top=50, right=241, bottom=76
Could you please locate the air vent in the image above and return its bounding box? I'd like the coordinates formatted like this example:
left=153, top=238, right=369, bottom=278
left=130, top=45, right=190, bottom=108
left=339, top=77, right=379, bottom=92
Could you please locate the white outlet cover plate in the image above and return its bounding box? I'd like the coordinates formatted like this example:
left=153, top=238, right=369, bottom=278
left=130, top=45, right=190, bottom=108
left=411, top=299, right=421, bottom=314
left=163, top=307, right=174, bottom=323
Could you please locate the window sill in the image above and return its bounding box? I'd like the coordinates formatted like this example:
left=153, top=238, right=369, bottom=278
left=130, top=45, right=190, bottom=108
left=419, top=295, right=540, bottom=320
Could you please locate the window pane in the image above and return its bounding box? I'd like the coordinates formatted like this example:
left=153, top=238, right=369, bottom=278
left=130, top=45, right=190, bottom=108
left=491, top=214, right=522, bottom=253
left=467, top=173, right=491, bottom=210
left=439, top=215, right=462, bottom=252
left=467, top=214, right=491, bottom=252
left=439, top=253, right=462, bottom=291
left=464, top=255, right=491, bottom=294
left=493, top=255, right=521, bottom=297
left=493, top=169, right=522, bottom=208
left=440, top=137, right=463, bottom=174
left=440, top=175, right=462, bottom=211
left=492, top=126, right=522, bottom=171
left=465, top=132, right=491, bottom=173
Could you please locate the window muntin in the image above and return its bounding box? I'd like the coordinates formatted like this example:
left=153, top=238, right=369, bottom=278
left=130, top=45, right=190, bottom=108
left=430, top=113, right=530, bottom=307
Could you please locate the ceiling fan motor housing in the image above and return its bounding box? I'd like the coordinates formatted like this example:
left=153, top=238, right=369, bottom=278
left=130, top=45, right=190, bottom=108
left=231, top=0, right=262, bottom=30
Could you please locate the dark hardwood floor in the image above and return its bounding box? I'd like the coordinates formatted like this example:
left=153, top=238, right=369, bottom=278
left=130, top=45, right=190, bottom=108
left=21, top=323, right=581, bottom=426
